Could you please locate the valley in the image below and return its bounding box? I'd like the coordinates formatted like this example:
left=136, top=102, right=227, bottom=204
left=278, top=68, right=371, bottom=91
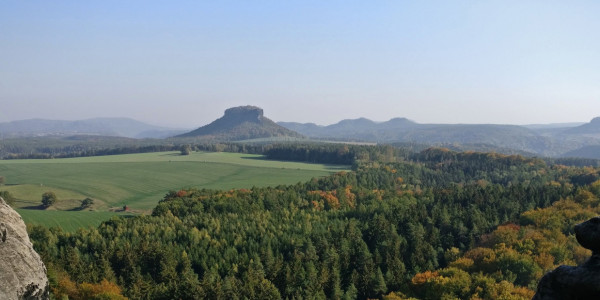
left=3, top=2, right=599, bottom=298
left=1, top=106, right=600, bottom=299
left=3, top=106, right=600, bottom=160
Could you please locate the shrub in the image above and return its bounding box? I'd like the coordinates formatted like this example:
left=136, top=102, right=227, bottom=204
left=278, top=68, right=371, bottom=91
left=42, top=191, right=57, bottom=207
left=0, top=190, right=15, bottom=206
left=81, top=198, right=94, bottom=209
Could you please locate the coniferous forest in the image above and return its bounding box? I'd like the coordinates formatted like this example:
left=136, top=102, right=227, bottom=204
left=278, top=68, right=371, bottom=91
left=27, top=145, right=600, bottom=299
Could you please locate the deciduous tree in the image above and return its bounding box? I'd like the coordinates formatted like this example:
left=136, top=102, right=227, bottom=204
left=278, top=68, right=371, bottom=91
left=81, top=198, right=94, bottom=209
left=42, top=191, right=57, bottom=207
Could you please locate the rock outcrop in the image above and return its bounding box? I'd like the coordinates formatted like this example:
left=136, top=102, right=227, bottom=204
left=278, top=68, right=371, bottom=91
left=175, top=105, right=304, bottom=140
left=0, top=197, right=49, bottom=299
left=533, top=216, right=600, bottom=299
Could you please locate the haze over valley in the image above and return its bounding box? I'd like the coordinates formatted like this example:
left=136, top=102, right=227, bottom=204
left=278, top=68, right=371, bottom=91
left=2, top=106, right=600, bottom=159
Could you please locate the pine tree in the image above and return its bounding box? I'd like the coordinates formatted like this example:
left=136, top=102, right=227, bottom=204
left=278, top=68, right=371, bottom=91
left=372, top=267, right=388, bottom=296
left=343, top=283, right=358, bottom=300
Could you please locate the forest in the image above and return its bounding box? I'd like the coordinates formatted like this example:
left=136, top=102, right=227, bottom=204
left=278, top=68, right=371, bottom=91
left=24, top=145, right=600, bottom=299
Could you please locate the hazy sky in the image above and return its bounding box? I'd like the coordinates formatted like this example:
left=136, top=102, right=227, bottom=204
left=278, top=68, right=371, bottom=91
left=1, top=1, right=599, bottom=128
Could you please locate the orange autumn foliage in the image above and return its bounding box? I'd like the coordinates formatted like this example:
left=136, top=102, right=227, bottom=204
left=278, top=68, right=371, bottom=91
left=52, top=275, right=127, bottom=300
left=309, top=190, right=340, bottom=210
left=411, top=270, right=439, bottom=285
left=78, top=279, right=127, bottom=300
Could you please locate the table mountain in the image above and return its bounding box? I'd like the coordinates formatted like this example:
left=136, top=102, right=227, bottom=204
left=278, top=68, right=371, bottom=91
left=176, top=106, right=303, bottom=140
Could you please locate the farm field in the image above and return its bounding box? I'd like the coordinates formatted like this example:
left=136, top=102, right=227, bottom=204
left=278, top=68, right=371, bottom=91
left=0, top=151, right=348, bottom=230
left=16, top=209, right=124, bottom=233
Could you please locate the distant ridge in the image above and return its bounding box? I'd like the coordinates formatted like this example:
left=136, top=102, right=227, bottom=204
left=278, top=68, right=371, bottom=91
left=564, top=117, right=600, bottom=135
left=278, top=117, right=418, bottom=141
left=278, top=117, right=600, bottom=157
left=0, top=118, right=186, bottom=138
left=175, top=106, right=304, bottom=140
left=561, top=145, right=600, bottom=160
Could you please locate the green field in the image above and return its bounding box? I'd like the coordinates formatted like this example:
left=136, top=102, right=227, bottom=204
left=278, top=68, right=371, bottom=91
left=16, top=210, right=125, bottom=232
left=0, top=151, right=348, bottom=230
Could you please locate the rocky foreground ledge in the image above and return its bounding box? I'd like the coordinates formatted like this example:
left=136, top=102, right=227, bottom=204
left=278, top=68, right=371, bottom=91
left=0, top=197, right=49, bottom=300
left=533, top=216, right=600, bottom=299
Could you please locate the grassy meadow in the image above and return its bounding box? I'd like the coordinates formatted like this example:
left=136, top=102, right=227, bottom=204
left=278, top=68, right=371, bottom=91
left=17, top=210, right=125, bottom=233
left=0, top=151, right=348, bottom=231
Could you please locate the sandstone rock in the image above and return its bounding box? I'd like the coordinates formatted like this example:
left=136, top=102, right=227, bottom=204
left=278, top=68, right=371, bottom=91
left=533, top=216, right=600, bottom=299
left=0, top=196, right=49, bottom=300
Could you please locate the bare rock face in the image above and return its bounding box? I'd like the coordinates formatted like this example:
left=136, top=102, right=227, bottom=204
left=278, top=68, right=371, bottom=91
left=533, top=216, right=600, bottom=299
left=0, top=197, right=49, bottom=300
left=223, top=105, right=264, bottom=123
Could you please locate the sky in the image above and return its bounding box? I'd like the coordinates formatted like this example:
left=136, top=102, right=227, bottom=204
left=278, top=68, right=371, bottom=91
left=1, top=1, right=599, bottom=128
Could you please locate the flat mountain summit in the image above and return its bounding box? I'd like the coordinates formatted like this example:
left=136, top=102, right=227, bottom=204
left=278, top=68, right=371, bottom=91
left=176, top=106, right=303, bottom=140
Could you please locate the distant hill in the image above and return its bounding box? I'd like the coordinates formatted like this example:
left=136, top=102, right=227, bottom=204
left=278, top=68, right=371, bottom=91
left=4, top=111, right=600, bottom=159
left=0, top=118, right=187, bottom=139
left=279, top=119, right=545, bottom=147
left=561, top=145, right=600, bottom=160
left=523, top=122, right=585, bottom=136
left=278, top=117, right=600, bottom=158
left=176, top=106, right=304, bottom=140
left=277, top=122, right=324, bottom=137
left=523, top=122, right=585, bottom=130
left=278, top=117, right=418, bottom=141
left=563, top=117, right=600, bottom=136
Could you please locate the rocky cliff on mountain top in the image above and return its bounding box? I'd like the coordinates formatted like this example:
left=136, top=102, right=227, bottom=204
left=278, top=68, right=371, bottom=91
left=0, top=197, right=49, bottom=300
left=175, top=105, right=304, bottom=140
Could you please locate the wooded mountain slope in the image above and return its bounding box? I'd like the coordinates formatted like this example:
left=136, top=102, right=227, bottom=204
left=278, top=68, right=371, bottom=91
left=396, top=180, right=600, bottom=299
